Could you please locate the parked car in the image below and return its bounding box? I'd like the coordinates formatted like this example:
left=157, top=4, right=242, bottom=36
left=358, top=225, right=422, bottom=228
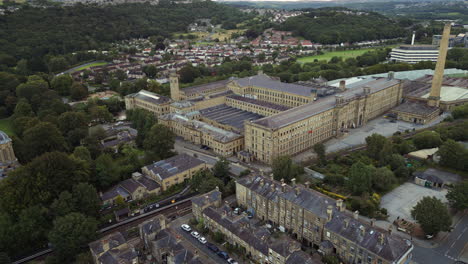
left=181, top=224, right=191, bottom=232
left=217, top=251, right=229, bottom=260
left=206, top=243, right=219, bottom=253
left=198, top=237, right=207, bottom=244
left=191, top=231, right=200, bottom=239
left=227, top=258, right=238, bottom=264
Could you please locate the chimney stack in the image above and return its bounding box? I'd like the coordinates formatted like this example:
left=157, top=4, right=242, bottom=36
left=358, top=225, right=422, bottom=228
left=379, top=233, right=385, bottom=245
left=370, top=218, right=375, bottom=227
left=295, top=186, right=300, bottom=196
left=353, top=210, right=359, bottom=220
left=387, top=71, right=394, bottom=80
left=291, top=178, right=296, bottom=186
left=336, top=199, right=344, bottom=212
left=411, top=31, right=416, bottom=45
left=388, top=226, right=393, bottom=235
left=360, top=226, right=366, bottom=237
left=344, top=219, right=349, bottom=228
left=327, top=205, right=333, bottom=221
left=339, top=80, right=346, bottom=92
left=428, top=23, right=451, bottom=108
left=305, top=181, right=310, bottom=189
left=269, top=173, right=274, bottom=181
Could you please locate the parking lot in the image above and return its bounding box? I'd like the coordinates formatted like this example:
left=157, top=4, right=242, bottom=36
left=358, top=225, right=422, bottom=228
left=380, top=182, right=448, bottom=223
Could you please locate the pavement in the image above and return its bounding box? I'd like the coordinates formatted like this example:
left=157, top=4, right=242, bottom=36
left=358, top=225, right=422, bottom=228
left=293, top=113, right=448, bottom=163
left=174, top=138, right=248, bottom=176
left=380, top=182, right=448, bottom=223
left=170, top=214, right=240, bottom=264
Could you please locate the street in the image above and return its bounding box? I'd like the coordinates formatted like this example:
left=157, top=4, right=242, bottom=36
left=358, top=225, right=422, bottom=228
left=174, top=138, right=248, bottom=176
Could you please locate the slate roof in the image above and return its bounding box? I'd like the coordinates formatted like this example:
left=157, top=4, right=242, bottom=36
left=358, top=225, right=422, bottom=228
left=233, top=74, right=315, bottom=97
left=0, top=131, right=11, bottom=144
left=414, top=168, right=461, bottom=184
left=325, top=211, right=413, bottom=263
left=252, top=77, right=401, bottom=129
left=120, top=178, right=144, bottom=193
left=191, top=189, right=222, bottom=207
left=89, top=232, right=127, bottom=256
left=126, top=89, right=172, bottom=105
left=392, top=101, right=439, bottom=116
left=143, top=154, right=205, bottom=181
left=227, top=94, right=291, bottom=111
left=236, top=175, right=336, bottom=219
left=141, top=218, right=162, bottom=235
left=285, top=250, right=322, bottom=264
left=182, top=79, right=230, bottom=96
left=200, top=104, right=264, bottom=131
left=101, top=185, right=131, bottom=201
left=137, top=176, right=161, bottom=191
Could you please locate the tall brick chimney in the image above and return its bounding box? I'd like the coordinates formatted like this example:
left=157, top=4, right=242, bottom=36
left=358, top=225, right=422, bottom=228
left=428, top=23, right=451, bottom=107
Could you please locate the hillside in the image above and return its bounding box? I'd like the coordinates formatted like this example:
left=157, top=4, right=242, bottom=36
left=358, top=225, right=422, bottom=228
left=278, top=8, right=407, bottom=44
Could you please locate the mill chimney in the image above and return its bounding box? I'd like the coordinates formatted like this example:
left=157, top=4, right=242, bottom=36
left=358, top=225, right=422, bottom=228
left=428, top=23, right=451, bottom=108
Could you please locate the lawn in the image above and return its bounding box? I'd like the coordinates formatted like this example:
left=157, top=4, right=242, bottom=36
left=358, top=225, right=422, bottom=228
left=0, top=118, right=15, bottom=137
left=73, top=61, right=109, bottom=72
left=297, top=48, right=376, bottom=63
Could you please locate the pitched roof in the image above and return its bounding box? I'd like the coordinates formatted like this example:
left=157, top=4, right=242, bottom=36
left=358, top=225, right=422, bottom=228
left=143, top=154, right=205, bottom=180
left=126, top=89, right=171, bottom=105
left=233, top=74, right=315, bottom=97
left=191, top=189, right=222, bottom=207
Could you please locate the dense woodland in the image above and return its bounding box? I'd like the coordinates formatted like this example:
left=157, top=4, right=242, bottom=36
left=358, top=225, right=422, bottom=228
left=279, top=8, right=406, bottom=44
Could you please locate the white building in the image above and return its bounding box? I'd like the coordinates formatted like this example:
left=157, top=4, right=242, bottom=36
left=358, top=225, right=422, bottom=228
left=390, top=45, right=440, bottom=64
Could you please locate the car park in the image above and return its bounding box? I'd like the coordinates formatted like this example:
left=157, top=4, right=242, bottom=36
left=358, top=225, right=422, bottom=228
left=227, top=258, right=238, bottom=264
left=181, top=224, right=191, bottom=232
left=191, top=231, right=200, bottom=238
left=206, top=243, right=219, bottom=253
left=198, top=237, right=207, bottom=244
left=217, top=251, right=229, bottom=260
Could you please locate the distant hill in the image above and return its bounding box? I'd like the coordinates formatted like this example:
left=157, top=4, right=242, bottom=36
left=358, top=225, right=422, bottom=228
left=278, top=8, right=407, bottom=44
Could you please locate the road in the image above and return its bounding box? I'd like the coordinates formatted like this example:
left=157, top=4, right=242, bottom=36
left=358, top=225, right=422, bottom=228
left=174, top=138, right=247, bottom=176
left=412, top=211, right=468, bottom=264
left=57, top=60, right=105, bottom=76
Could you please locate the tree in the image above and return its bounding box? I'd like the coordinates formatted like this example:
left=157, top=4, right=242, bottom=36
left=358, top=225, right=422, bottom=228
left=95, top=154, right=120, bottom=189
left=347, top=161, right=373, bottom=195
left=72, top=146, right=92, bottom=163
left=412, top=131, right=443, bottom=149
left=89, top=105, right=113, bottom=124
left=47, top=57, right=69, bottom=73
left=22, top=122, right=67, bottom=161
left=379, top=140, right=394, bottom=165
left=438, top=140, right=468, bottom=171
left=372, top=167, right=396, bottom=192
left=48, top=213, right=98, bottom=261
left=213, top=157, right=230, bottom=183
left=143, top=124, right=175, bottom=160
left=51, top=191, right=75, bottom=217
left=272, top=156, right=303, bottom=183
left=411, top=196, right=451, bottom=235
left=51, top=75, right=73, bottom=96
left=446, top=181, right=468, bottom=211
left=313, top=143, right=326, bottom=166
left=452, top=104, right=468, bottom=119
left=70, top=83, right=88, bottom=101
left=57, top=111, right=88, bottom=135
left=143, top=65, right=158, bottom=78
left=13, top=99, right=34, bottom=119
left=365, top=134, right=388, bottom=160
left=178, top=64, right=200, bottom=83
left=191, top=170, right=223, bottom=194
left=72, top=183, right=100, bottom=217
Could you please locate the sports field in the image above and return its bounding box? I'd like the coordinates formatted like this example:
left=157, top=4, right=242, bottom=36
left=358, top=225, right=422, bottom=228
left=0, top=118, right=15, bottom=137
left=297, top=48, right=376, bottom=63
left=73, top=61, right=109, bottom=72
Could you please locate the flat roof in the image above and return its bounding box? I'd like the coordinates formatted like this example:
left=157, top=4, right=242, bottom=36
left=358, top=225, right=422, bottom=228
left=421, top=86, right=468, bottom=101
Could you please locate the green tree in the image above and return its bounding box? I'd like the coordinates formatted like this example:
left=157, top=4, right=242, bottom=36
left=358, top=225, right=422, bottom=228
left=438, top=140, right=468, bottom=171
left=89, top=105, right=113, bottom=124
left=446, top=181, right=468, bottom=211
left=312, top=141, right=326, bottom=163
left=451, top=104, right=468, bottom=119
left=365, top=134, right=388, bottom=160
left=72, top=183, right=100, bottom=217
left=95, top=154, right=120, bottom=189
left=272, top=156, right=303, bottom=183
left=51, top=191, right=75, bottom=217
left=411, top=196, right=451, bottom=235
left=12, top=99, right=34, bottom=119
left=47, top=57, right=69, bottom=73
left=412, top=131, right=443, bottom=149
left=143, top=124, right=175, bottom=160
left=14, top=205, right=49, bottom=255
left=48, top=213, right=98, bottom=261
left=191, top=170, right=223, bottom=194
left=178, top=64, right=200, bottom=83
left=72, top=146, right=92, bottom=163
left=57, top=111, right=88, bottom=135
left=22, top=122, right=67, bottom=161
left=70, top=83, right=88, bottom=101
left=372, top=167, right=396, bottom=192
left=51, top=75, right=73, bottom=96
left=143, top=65, right=158, bottom=78
left=213, top=157, right=230, bottom=183
left=347, top=161, right=373, bottom=195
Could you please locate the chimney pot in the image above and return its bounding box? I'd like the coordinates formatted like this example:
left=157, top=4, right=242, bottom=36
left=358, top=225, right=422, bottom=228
left=291, top=178, right=296, bottom=186
left=353, top=210, right=359, bottom=220
left=336, top=199, right=344, bottom=212
left=305, top=181, right=310, bottom=189
left=326, top=205, right=333, bottom=221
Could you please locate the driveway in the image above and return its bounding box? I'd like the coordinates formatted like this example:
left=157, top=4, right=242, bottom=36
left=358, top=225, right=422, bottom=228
left=380, top=182, right=448, bottom=223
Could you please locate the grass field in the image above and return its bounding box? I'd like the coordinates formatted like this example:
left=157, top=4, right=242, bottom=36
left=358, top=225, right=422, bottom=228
left=73, top=62, right=109, bottom=72
left=297, top=48, right=376, bottom=63
left=0, top=118, right=15, bottom=137
left=447, top=73, right=468, bottom=78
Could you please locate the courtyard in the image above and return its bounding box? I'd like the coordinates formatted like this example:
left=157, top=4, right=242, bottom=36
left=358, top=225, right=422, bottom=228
left=380, top=182, right=448, bottom=223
